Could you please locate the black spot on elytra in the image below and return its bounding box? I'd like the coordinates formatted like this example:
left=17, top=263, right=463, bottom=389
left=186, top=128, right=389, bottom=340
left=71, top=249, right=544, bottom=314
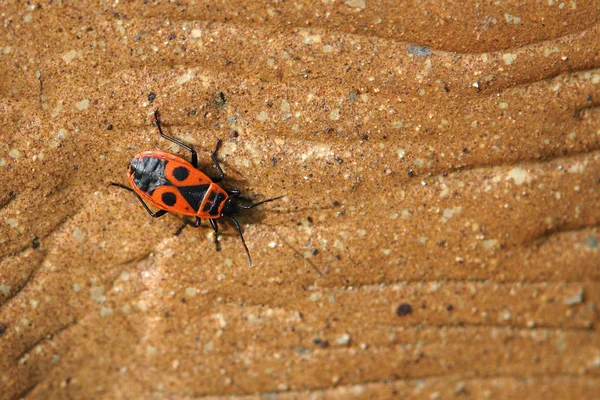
left=172, top=166, right=189, bottom=181
left=162, top=192, right=177, bottom=207
left=0, top=322, right=7, bottom=336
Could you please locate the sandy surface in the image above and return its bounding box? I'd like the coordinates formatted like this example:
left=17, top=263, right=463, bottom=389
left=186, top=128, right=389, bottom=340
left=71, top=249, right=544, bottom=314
left=0, top=1, right=599, bottom=399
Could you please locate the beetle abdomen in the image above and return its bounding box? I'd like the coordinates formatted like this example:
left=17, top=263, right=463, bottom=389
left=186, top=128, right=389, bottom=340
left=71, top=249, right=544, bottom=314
left=130, top=157, right=169, bottom=194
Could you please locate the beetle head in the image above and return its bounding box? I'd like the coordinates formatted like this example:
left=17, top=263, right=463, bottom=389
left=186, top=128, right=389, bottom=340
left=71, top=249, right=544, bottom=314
left=221, top=198, right=237, bottom=217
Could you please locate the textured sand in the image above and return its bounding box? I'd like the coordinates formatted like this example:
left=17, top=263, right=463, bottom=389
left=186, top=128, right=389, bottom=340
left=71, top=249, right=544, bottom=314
left=0, top=1, right=599, bottom=399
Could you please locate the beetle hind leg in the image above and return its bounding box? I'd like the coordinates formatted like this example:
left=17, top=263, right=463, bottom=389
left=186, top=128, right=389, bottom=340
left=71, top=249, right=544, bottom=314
left=110, top=182, right=133, bottom=191
left=110, top=182, right=168, bottom=218
left=209, top=219, right=220, bottom=251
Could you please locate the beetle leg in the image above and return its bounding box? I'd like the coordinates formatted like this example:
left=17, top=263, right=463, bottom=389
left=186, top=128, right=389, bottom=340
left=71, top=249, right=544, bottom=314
left=174, top=222, right=187, bottom=236
left=110, top=182, right=132, bottom=191
left=174, top=218, right=192, bottom=235
left=228, top=216, right=252, bottom=267
left=209, top=219, right=220, bottom=251
left=110, top=182, right=168, bottom=218
left=174, top=216, right=202, bottom=235
left=134, top=195, right=168, bottom=218
left=154, top=110, right=198, bottom=168
left=210, top=138, right=225, bottom=182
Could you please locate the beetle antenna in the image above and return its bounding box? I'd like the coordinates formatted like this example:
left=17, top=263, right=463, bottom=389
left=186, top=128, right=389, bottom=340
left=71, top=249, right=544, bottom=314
left=228, top=216, right=253, bottom=267
left=237, top=194, right=286, bottom=210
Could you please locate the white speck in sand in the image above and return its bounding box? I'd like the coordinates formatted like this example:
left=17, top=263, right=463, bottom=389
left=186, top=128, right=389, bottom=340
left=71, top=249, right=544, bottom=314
left=213, top=313, right=228, bottom=329
left=504, top=13, right=521, bottom=23
left=90, top=286, right=105, bottom=303
left=257, top=111, right=269, bottom=122
left=564, top=288, right=584, bottom=306
left=443, top=207, right=462, bottom=219
left=544, top=47, right=561, bottom=57
left=62, top=50, right=80, bottom=64
left=100, top=307, right=113, bottom=317
left=336, top=333, right=351, bottom=345
left=482, top=239, right=499, bottom=250
left=329, top=108, right=340, bottom=121
left=176, top=70, right=195, bottom=85
left=73, top=227, right=85, bottom=242
left=75, top=99, right=89, bottom=110
left=506, top=167, right=530, bottom=185
left=502, top=53, right=517, bottom=65
left=345, top=0, right=366, bottom=10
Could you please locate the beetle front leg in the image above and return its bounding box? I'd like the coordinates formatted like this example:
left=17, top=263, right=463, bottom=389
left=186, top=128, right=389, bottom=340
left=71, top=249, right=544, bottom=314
left=210, top=139, right=225, bottom=182
left=154, top=110, right=199, bottom=168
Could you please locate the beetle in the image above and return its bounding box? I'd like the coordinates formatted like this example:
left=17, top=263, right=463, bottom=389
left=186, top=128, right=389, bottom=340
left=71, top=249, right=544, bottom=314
left=110, top=110, right=284, bottom=266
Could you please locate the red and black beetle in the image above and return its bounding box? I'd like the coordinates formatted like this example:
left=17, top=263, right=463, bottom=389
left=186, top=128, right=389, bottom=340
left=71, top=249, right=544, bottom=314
left=111, top=111, right=284, bottom=266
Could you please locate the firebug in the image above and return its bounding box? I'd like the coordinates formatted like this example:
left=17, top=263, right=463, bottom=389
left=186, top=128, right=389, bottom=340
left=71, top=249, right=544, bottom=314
left=111, top=111, right=284, bottom=266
